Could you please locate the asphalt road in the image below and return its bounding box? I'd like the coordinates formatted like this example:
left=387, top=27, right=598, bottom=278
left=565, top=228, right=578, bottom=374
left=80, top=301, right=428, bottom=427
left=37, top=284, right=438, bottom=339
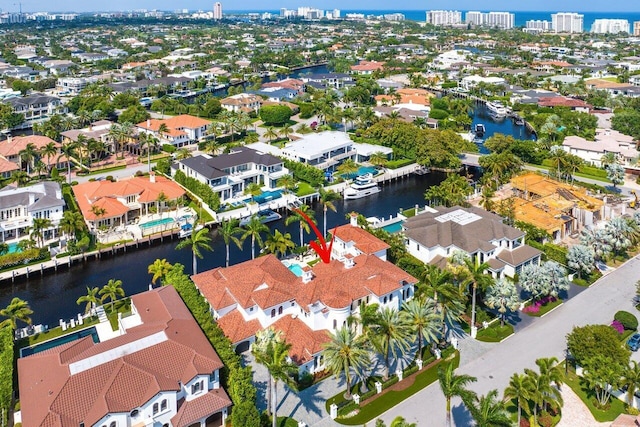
left=377, top=256, right=640, bottom=426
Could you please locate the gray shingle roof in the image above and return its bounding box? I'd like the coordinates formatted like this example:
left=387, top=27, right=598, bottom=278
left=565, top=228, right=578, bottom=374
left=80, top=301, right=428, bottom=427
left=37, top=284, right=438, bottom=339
left=177, top=147, right=282, bottom=180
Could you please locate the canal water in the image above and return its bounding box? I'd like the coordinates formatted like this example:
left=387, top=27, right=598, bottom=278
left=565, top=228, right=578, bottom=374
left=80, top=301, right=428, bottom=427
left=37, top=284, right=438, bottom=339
left=472, top=104, right=536, bottom=154
left=0, top=172, right=451, bottom=327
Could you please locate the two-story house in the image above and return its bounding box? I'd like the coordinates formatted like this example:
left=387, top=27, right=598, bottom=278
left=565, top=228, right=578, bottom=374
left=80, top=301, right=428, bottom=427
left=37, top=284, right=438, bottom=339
left=192, top=219, right=416, bottom=374
left=300, top=73, right=354, bottom=90
left=72, top=174, right=185, bottom=231
left=0, top=135, right=68, bottom=173
left=136, top=115, right=211, bottom=148
left=403, top=206, right=541, bottom=278
left=18, top=286, right=232, bottom=427
left=562, top=128, right=638, bottom=168
left=3, top=93, right=67, bottom=130
left=61, top=120, right=115, bottom=160
left=171, top=147, right=288, bottom=203
left=280, top=131, right=356, bottom=171
left=0, top=181, right=65, bottom=243
left=220, top=93, right=263, bottom=114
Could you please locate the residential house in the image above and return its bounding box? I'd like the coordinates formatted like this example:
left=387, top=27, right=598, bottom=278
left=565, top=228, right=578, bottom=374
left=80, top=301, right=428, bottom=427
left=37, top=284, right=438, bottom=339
left=374, top=88, right=434, bottom=107
left=350, top=60, right=385, bottom=75
left=75, top=51, right=109, bottom=62
left=562, top=128, right=638, bottom=168
left=300, top=73, right=354, bottom=90
left=0, top=181, right=65, bottom=243
left=72, top=174, right=185, bottom=230
left=18, top=286, right=232, bottom=427
left=537, top=96, right=592, bottom=112
left=403, top=206, right=542, bottom=278
left=136, top=115, right=211, bottom=148
left=192, top=220, right=416, bottom=373
left=220, top=93, right=263, bottom=114
left=509, top=172, right=607, bottom=242
left=171, top=146, right=288, bottom=202
left=459, top=75, right=506, bottom=91
left=56, top=76, right=101, bottom=95
left=3, top=93, right=67, bottom=130
left=61, top=120, right=115, bottom=160
left=373, top=106, right=438, bottom=128
left=280, top=131, right=356, bottom=171
left=0, top=135, right=68, bottom=172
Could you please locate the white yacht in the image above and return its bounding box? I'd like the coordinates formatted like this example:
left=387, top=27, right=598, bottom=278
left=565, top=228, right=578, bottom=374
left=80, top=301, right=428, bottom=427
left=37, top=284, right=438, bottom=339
left=344, top=173, right=380, bottom=200
left=239, top=209, right=282, bottom=227
left=486, top=101, right=508, bottom=117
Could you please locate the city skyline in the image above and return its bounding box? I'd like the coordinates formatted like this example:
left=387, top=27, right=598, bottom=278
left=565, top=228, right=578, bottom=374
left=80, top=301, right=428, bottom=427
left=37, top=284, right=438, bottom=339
left=3, top=1, right=638, bottom=13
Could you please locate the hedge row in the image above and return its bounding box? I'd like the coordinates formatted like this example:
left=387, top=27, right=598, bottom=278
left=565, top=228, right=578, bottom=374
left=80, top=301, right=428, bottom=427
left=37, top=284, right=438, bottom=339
left=0, top=327, right=13, bottom=427
left=0, top=248, right=48, bottom=270
left=165, top=264, right=260, bottom=426
left=283, top=159, right=325, bottom=187
left=527, top=240, right=568, bottom=265
left=174, top=170, right=221, bottom=212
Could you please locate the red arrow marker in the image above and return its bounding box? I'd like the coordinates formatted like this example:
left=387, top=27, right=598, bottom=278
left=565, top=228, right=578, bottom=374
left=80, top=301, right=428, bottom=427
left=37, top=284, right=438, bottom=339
left=291, top=207, right=334, bottom=264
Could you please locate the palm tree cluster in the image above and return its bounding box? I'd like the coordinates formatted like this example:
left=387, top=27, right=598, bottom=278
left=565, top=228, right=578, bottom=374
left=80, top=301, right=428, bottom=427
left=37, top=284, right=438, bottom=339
left=75, top=278, right=126, bottom=314
left=504, top=357, right=564, bottom=427
left=580, top=213, right=640, bottom=262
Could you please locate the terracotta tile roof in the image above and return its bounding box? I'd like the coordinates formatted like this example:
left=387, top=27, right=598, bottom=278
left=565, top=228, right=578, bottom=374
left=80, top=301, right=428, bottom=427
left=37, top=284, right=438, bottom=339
left=216, top=310, right=262, bottom=344
left=271, top=316, right=331, bottom=365
left=538, top=97, right=591, bottom=108
left=136, top=114, right=211, bottom=132
left=72, top=176, right=185, bottom=220
left=18, top=286, right=228, bottom=427
left=351, top=60, right=385, bottom=72
left=332, top=224, right=390, bottom=255
left=0, top=135, right=60, bottom=157
left=171, top=389, right=232, bottom=427
left=0, top=157, right=18, bottom=173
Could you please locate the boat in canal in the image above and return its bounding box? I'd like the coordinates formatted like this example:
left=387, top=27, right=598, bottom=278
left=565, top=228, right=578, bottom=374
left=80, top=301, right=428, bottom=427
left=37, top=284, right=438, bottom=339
left=344, top=173, right=381, bottom=200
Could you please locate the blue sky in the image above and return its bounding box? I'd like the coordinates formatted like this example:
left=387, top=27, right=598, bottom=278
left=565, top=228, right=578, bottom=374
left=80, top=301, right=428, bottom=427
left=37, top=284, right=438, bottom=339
left=14, top=0, right=637, bottom=13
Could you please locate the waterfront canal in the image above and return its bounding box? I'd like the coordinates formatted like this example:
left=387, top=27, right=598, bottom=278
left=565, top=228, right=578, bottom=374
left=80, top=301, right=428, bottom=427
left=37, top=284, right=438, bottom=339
left=0, top=172, right=451, bottom=327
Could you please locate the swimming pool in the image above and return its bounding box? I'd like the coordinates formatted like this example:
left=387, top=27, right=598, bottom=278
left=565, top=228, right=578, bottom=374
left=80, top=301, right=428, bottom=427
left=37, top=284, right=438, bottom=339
left=7, top=242, right=21, bottom=254
left=20, top=326, right=100, bottom=357
left=287, top=263, right=304, bottom=277
left=341, top=166, right=379, bottom=180
left=140, top=217, right=175, bottom=229
left=381, top=222, right=404, bottom=234
left=254, top=190, right=283, bottom=204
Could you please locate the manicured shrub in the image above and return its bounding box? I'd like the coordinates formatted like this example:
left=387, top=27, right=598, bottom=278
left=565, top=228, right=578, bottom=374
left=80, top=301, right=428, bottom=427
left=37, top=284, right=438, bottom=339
left=282, top=159, right=324, bottom=186
left=173, top=170, right=221, bottom=211
left=611, top=320, right=625, bottom=334
left=0, top=327, right=13, bottom=426
left=162, top=144, right=176, bottom=153
left=614, top=310, right=638, bottom=330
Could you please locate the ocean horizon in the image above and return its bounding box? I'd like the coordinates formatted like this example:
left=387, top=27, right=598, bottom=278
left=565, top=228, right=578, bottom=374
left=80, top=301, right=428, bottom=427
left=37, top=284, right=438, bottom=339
left=226, top=9, right=640, bottom=29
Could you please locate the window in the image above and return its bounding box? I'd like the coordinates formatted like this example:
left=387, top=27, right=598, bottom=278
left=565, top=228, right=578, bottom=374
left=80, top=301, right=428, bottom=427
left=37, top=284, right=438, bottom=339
left=153, top=403, right=159, bottom=415
left=383, top=296, right=387, bottom=304
left=278, top=306, right=283, bottom=315
left=270, top=309, right=275, bottom=318
left=333, top=319, right=337, bottom=329
left=161, top=399, right=168, bottom=411
left=110, top=422, right=116, bottom=427
left=130, top=409, right=139, bottom=417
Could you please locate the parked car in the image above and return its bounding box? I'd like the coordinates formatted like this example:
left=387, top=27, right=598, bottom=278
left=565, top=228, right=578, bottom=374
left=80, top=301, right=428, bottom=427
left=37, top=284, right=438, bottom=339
left=628, top=333, right=640, bottom=351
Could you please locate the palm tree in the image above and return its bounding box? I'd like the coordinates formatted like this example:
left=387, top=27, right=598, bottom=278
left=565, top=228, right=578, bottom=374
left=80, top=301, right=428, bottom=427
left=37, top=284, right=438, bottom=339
left=31, top=218, right=52, bottom=248
left=175, top=148, right=192, bottom=160
left=523, top=368, right=562, bottom=425
left=337, top=158, right=359, bottom=178
left=419, top=265, right=463, bottom=339
left=175, top=227, right=212, bottom=274
left=264, top=229, right=295, bottom=258
left=40, top=141, right=58, bottom=176
left=219, top=219, right=243, bottom=267
left=438, top=362, right=477, bottom=427
left=401, top=298, right=440, bottom=361
left=369, top=151, right=388, bottom=168
left=156, top=191, right=168, bottom=217
left=76, top=286, right=100, bottom=315
left=99, top=278, right=125, bottom=311
left=19, top=142, right=38, bottom=174
left=322, top=326, right=370, bottom=400
left=279, top=124, right=293, bottom=140
left=252, top=328, right=298, bottom=427
left=244, top=182, right=262, bottom=204
left=10, top=171, right=30, bottom=187
left=59, top=141, right=78, bottom=184
left=621, top=361, right=640, bottom=407
left=148, top=258, right=172, bottom=285
left=463, top=257, right=493, bottom=334
left=285, top=203, right=316, bottom=247
left=139, top=133, right=159, bottom=173
left=370, top=306, right=413, bottom=380
left=319, top=187, right=340, bottom=238
left=0, top=297, right=33, bottom=329
left=504, top=372, right=529, bottom=427
left=264, top=126, right=278, bottom=142
left=467, top=389, right=511, bottom=427
left=60, top=211, right=85, bottom=241
left=241, top=215, right=269, bottom=260
left=277, top=174, right=297, bottom=195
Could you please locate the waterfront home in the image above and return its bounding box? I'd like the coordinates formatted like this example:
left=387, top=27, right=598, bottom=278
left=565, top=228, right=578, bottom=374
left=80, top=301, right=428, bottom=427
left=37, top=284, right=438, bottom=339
left=72, top=174, right=185, bottom=231
left=171, top=146, right=288, bottom=203
left=0, top=181, right=65, bottom=243
left=350, top=60, right=385, bottom=75
left=55, top=76, right=102, bottom=95
left=61, top=120, right=115, bottom=160
left=509, top=172, right=607, bottom=242
left=2, top=93, right=67, bottom=130
left=136, top=115, right=211, bottom=148
left=220, top=93, right=262, bottom=114
left=280, top=131, right=356, bottom=171
left=299, top=73, right=354, bottom=90
left=18, top=286, right=232, bottom=427
left=562, top=128, right=638, bottom=168
left=0, top=135, right=68, bottom=173
left=192, top=220, right=416, bottom=373
left=459, top=75, right=506, bottom=91
left=403, top=206, right=541, bottom=278
left=374, top=88, right=433, bottom=107
left=537, top=96, right=592, bottom=112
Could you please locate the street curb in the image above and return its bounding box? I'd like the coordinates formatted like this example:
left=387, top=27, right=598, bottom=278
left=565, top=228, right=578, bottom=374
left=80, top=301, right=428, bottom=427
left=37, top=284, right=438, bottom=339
left=540, top=302, right=564, bottom=318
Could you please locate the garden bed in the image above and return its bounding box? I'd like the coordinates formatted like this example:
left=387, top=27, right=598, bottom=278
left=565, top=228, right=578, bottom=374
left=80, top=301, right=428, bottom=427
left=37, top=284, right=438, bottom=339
left=476, top=322, right=514, bottom=342
left=565, top=368, right=626, bottom=422
left=522, top=296, right=563, bottom=317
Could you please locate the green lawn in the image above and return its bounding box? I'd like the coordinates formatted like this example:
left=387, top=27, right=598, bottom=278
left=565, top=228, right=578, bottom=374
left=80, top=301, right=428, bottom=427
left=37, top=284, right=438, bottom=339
left=402, top=208, right=417, bottom=218
left=334, top=351, right=460, bottom=425
left=525, top=163, right=612, bottom=184
left=188, top=201, right=214, bottom=223
left=105, top=298, right=132, bottom=331
left=525, top=298, right=563, bottom=317
left=16, top=316, right=100, bottom=348
left=565, top=369, right=627, bottom=422
left=476, top=322, right=514, bottom=342
left=295, top=182, right=316, bottom=197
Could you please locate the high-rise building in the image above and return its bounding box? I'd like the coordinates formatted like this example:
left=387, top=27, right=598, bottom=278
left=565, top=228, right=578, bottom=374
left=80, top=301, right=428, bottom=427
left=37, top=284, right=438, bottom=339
left=634, top=21, right=640, bottom=36
left=426, top=10, right=462, bottom=26
left=551, top=12, right=584, bottom=33
left=591, top=19, right=630, bottom=34
left=526, top=20, right=552, bottom=31
left=485, top=12, right=515, bottom=29
left=465, top=11, right=483, bottom=26
left=213, top=2, right=223, bottom=20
